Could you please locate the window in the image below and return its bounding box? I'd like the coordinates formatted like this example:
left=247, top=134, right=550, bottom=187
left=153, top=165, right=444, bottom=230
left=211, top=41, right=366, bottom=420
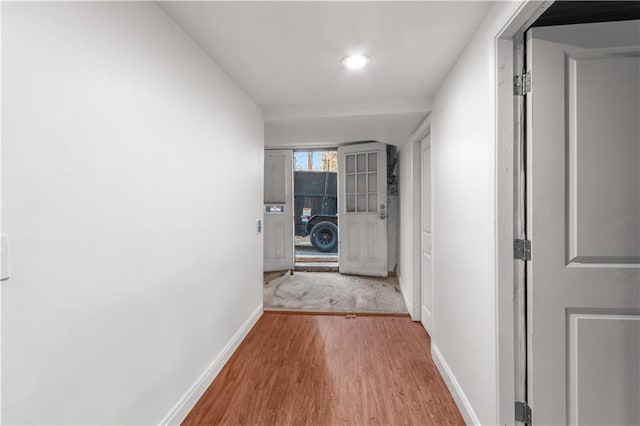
left=345, top=152, right=377, bottom=213
left=294, top=151, right=337, bottom=172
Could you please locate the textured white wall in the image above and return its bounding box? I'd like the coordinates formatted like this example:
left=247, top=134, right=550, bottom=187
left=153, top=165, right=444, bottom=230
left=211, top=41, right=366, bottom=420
left=1, top=2, right=263, bottom=423
left=429, top=3, right=514, bottom=424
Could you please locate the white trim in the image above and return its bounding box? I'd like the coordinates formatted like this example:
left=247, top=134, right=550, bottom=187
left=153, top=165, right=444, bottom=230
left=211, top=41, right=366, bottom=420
left=411, top=138, right=423, bottom=322
left=421, top=305, right=432, bottom=335
left=404, top=113, right=431, bottom=149
left=398, top=116, right=431, bottom=323
left=432, top=344, right=481, bottom=426
left=494, top=36, right=519, bottom=426
left=264, top=100, right=432, bottom=122
left=417, top=134, right=432, bottom=333
left=158, top=303, right=263, bottom=425
left=492, top=2, right=554, bottom=425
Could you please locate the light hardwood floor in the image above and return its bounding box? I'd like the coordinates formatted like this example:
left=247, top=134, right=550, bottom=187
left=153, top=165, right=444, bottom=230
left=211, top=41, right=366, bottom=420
left=183, top=313, right=463, bottom=425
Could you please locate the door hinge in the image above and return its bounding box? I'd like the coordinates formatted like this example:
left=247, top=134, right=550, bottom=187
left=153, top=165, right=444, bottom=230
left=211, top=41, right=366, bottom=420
left=514, top=238, right=531, bottom=261
left=514, top=71, right=531, bottom=96
left=515, top=401, right=532, bottom=424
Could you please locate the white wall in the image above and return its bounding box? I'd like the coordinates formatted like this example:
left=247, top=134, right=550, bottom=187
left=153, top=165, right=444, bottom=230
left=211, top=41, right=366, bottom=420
left=427, top=3, right=522, bottom=425
left=1, top=2, right=263, bottom=424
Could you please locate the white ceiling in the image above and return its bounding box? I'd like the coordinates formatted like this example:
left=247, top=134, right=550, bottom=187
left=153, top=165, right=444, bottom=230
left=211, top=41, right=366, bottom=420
left=160, top=1, right=494, bottom=146
left=266, top=111, right=428, bottom=148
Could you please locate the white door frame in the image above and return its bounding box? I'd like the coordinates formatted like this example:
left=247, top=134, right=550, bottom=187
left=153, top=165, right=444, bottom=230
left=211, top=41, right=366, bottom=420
left=411, top=136, right=424, bottom=322
left=493, top=1, right=554, bottom=425
left=407, top=129, right=432, bottom=331
left=405, top=116, right=431, bottom=322
left=419, top=134, right=432, bottom=334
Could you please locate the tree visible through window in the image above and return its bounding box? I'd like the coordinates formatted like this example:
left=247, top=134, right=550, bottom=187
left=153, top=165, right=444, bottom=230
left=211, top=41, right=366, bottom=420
left=294, top=150, right=337, bottom=172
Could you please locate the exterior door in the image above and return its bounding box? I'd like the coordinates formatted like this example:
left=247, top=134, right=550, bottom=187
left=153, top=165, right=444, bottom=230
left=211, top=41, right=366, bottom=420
left=420, top=134, right=433, bottom=333
left=526, top=21, right=640, bottom=425
left=263, top=149, right=294, bottom=272
left=338, top=142, right=388, bottom=277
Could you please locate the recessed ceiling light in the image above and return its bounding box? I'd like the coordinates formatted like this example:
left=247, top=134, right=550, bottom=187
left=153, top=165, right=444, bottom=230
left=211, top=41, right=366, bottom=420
left=341, top=54, right=370, bottom=70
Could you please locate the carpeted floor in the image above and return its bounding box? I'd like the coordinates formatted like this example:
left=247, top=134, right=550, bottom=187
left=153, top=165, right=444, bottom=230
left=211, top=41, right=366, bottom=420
left=263, top=271, right=407, bottom=313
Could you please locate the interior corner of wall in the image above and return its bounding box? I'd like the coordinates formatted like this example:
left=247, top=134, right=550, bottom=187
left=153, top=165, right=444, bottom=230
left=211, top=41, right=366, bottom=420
left=159, top=303, right=263, bottom=425
left=397, top=275, right=413, bottom=315
left=431, top=344, right=482, bottom=426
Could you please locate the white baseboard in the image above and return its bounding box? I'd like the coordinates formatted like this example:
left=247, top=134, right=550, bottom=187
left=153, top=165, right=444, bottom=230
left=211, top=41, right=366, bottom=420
left=421, top=305, right=432, bottom=334
left=431, top=344, right=480, bottom=426
left=159, top=303, right=263, bottom=425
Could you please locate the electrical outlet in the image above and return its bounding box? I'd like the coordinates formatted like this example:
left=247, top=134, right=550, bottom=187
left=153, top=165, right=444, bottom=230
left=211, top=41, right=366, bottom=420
left=1, top=234, right=10, bottom=281
left=257, top=219, right=262, bottom=234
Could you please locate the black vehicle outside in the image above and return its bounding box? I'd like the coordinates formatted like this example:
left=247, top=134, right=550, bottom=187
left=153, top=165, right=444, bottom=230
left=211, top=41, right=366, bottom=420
left=294, top=170, right=338, bottom=252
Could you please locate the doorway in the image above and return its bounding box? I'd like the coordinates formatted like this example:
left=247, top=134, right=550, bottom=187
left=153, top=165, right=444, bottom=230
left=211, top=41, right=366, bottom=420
left=494, top=3, right=640, bottom=424
left=293, top=149, right=339, bottom=270
left=263, top=143, right=405, bottom=314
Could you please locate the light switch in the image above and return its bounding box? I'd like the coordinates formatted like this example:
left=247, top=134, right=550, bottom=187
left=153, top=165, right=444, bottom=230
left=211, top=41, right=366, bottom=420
left=1, top=234, right=9, bottom=281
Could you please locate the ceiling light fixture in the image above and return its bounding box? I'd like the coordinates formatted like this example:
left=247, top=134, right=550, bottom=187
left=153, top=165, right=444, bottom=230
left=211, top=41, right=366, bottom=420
left=341, top=54, right=370, bottom=70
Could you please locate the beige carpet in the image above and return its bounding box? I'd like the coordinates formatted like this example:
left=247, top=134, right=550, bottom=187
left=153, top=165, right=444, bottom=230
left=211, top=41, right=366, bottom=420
left=263, top=271, right=407, bottom=313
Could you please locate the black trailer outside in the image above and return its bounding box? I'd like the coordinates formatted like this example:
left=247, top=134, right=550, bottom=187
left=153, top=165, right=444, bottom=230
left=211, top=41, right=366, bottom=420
left=294, top=171, right=337, bottom=236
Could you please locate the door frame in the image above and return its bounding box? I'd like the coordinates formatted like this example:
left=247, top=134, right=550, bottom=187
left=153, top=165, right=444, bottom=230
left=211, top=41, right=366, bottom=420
left=419, top=133, right=432, bottom=333
left=412, top=135, right=424, bottom=322
left=493, top=1, right=554, bottom=425
left=406, top=116, right=431, bottom=322
left=405, top=128, right=433, bottom=326
left=291, top=148, right=339, bottom=266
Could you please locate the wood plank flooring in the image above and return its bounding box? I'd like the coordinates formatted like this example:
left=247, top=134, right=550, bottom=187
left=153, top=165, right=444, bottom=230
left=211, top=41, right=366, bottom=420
left=183, top=313, right=464, bottom=426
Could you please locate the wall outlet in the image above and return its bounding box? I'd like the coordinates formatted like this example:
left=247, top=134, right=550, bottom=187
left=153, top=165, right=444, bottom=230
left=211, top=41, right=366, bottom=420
left=1, top=234, right=9, bottom=281
left=256, top=219, right=262, bottom=234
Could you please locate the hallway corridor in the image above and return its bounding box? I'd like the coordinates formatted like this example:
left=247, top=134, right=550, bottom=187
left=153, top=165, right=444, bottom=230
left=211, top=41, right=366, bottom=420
left=183, top=313, right=463, bottom=425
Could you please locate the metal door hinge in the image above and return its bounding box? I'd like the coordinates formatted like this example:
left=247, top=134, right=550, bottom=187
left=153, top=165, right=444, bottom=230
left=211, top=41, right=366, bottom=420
left=515, top=401, right=532, bottom=424
left=514, top=71, right=531, bottom=96
left=514, top=238, right=531, bottom=261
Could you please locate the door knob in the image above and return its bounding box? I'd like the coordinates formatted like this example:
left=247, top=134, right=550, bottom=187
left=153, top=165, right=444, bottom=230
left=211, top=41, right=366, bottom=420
left=380, top=204, right=386, bottom=210
left=380, top=213, right=386, bottom=219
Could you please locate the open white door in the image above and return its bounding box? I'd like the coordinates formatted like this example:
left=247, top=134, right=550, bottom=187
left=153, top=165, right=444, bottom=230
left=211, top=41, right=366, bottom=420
left=263, top=149, right=294, bottom=272
left=420, top=135, right=433, bottom=333
left=338, top=142, right=388, bottom=277
left=526, top=21, right=639, bottom=425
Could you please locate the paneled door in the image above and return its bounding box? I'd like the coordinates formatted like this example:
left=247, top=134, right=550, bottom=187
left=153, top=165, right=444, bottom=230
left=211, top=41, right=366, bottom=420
left=338, top=142, right=388, bottom=277
left=420, top=134, right=433, bottom=334
left=526, top=21, right=639, bottom=425
left=263, top=149, right=294, bottom=272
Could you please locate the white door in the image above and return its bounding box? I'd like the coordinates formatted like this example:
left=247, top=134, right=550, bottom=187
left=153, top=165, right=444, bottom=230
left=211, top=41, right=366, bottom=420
left=263, top=149, right=294, bottom=272
left=420, top=135, right=433, bottom=333
left=338, top=142, right=388, bottom=277
left=527, top=21, right=640, bottom=425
